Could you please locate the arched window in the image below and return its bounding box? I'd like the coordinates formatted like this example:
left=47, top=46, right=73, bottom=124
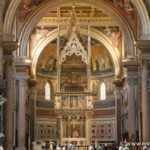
left=100, top=82, right=106, bottom=100
left=45, top=82, right=50, bottom=100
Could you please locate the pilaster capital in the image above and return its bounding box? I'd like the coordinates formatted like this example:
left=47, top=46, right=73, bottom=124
left=16, top=73, right=28, bottom=86
left=127, top=76, right=138, bottom=86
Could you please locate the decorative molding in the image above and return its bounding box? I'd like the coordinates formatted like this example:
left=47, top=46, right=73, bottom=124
left=127, top=76, right=138, bottom=86
left=37, top=17, right=116, bottom=27
left=140, top=54, right=150, bottom=62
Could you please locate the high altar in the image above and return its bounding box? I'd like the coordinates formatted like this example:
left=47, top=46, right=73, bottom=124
left=54, top=25, right=93, bottom=145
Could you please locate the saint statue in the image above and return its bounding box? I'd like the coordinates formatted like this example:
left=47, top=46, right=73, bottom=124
left=54, top=96, right=61, bottom=109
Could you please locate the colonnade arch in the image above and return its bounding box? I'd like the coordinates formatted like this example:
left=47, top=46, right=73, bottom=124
left=31, top=28, right=120, bottom=79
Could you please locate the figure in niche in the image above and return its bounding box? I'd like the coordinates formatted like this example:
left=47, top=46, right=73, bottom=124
left=96, top=55, right=105, bottom=71
left=72, top=97, right=77, bottom=108
left=54, top=96, right=61, bottom=109
left=30, top=27, right=49, bottom=49
left=87, top=96, right=93, bottom=109
left=78, top=98, right=83, bottom=108
left=46, top=57, right=56, bottom=72
left=64, top=98, right=69, bottom=108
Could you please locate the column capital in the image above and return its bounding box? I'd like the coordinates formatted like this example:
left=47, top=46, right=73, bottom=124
left=127, top=75, right=138, bottom=86
left=16, top=74, right=28, bottom=86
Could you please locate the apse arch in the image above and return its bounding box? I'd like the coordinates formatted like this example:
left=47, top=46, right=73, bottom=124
left=31, top=28, right=120, bottom=80
left=16, top=0, right=136, bottom=57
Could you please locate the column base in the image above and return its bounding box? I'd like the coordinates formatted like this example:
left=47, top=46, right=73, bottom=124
left=16, top=146, right=26, bottom=150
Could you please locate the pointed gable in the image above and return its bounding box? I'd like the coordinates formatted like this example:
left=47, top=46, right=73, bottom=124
left=60, top=32, right=88, bottom=64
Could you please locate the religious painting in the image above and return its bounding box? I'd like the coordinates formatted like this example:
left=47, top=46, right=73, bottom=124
left=70, top=96, right=78, bottom=109
left=61, top=96, right=87, bottom=109
left=61, top=96, right=69, bottom=108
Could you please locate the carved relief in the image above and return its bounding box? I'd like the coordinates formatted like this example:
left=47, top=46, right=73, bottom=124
left=87, top=96, right=93, bottom=109
left=54, top=96, right=61, bottom=109
left=105, top=27, right=121, bottom=47
left=30, top=27, right=50, bottom=49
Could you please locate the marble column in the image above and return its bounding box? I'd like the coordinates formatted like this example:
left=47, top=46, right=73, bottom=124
left=127, top=75, right=137, bottom=141
left=16, top=74, right=27, bottom=150
left=28, top=79, right=38, bottom=144
left=141, top=61, right=150, bottom=142
left=114, top=84, right=123, bottom=143
left=4, top=60, right=13, bottom=150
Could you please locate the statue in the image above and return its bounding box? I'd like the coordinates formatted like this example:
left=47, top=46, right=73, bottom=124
left=54, top=96, right=61, bottom=109
left=87, top=96, right=93, bottom=109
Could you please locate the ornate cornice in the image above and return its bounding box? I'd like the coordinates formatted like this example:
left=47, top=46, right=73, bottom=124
left=136, top=40, right=150, bottom=51
left=15, top=56, right=31, bottom=71
left=37, top=17, right=116, bottom=27
left=2, top=41, right=18, bottom=55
